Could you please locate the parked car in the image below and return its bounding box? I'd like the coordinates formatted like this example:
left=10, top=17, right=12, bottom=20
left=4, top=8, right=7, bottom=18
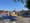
left=0, top=14, right=3, bottom=20
left=21, top=13, right=30, bottom=17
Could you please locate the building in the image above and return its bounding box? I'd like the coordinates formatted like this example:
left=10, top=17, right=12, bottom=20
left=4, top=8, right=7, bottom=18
left=20, top=10, right=30, bottom=17
left=0, top=10, right=10, bottom=16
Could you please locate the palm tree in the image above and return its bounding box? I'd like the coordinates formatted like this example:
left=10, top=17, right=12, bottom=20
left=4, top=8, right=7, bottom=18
left=13, top=0, right=24, bottom=4
left=13, top=0, right=30, bottom=9
left=13, top=0, right=16, bottom=2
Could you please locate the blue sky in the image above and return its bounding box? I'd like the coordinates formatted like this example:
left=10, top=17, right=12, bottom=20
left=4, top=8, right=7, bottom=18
left=0, top=0, right=28, bottom=11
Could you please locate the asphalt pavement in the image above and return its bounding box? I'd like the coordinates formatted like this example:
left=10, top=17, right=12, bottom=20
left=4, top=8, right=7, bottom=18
left=0, top=16, right=30, bottom=23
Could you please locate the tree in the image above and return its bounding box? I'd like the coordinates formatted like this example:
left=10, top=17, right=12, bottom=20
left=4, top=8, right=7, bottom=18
left=13, top=0, right=24, bottom=4
left=26, top=0, right=30, bottom=9
left=13, top=0, right=30, bottom=9
left=13, top=0, right=16, bottom=2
